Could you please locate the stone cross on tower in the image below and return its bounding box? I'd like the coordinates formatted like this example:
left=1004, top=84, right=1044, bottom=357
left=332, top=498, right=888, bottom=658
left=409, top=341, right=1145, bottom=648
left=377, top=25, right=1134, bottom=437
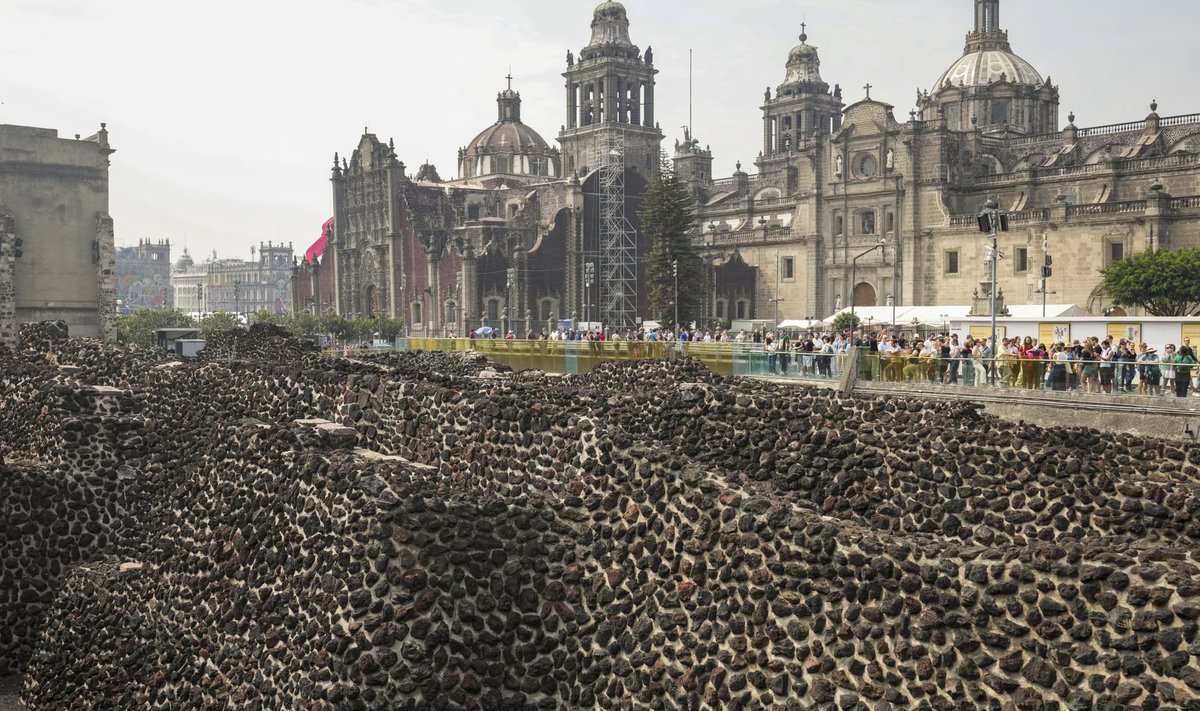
left=863, top=83, right=872, bottom=100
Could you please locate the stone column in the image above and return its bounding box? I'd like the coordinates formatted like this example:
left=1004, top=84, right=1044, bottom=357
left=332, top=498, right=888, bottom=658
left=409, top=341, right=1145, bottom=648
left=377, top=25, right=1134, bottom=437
left=1146, top=185, right=1171, bottom=250
left=644, top=79, right=655, bottom=127
left=513, top=247, right=528, bottom=335
left=459, top=243, right=478, bottom=335
left=0, top=212, right=16, bottom=348
left=606, top=76, right=619, bottom=123
left=422, top=232, right=447, bottom=335
left=566, top=82, right=575, bottom=130
left=95, top=214, right=117, bottom=342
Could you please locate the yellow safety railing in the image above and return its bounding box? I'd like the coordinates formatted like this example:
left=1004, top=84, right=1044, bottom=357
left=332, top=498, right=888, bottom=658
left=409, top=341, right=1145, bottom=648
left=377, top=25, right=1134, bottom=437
left=331, top=338, right=866, bottom=380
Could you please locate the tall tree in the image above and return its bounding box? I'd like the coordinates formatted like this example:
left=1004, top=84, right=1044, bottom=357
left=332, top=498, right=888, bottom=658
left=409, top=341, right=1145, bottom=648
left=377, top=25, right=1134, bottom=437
left=1101, top=247, right=1200, bottom=317
left=639, top=154, right=702, bottom=328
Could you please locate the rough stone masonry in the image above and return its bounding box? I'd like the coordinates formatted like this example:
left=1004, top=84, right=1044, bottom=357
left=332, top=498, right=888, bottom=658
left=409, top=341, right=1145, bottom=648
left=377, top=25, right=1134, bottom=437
left=2, top=322, right=1199, bottom=710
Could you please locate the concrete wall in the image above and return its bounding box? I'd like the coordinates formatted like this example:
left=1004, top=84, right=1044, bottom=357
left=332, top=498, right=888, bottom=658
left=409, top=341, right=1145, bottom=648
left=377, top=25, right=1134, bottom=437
left=0, top=124, right=113, bottom=340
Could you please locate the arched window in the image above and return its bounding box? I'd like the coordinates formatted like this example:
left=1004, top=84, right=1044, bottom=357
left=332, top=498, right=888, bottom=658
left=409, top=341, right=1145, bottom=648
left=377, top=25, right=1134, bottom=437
left=540, top=299, right=554, bottom=322
left=835, top=214, right=844, bottom=236
left=736, top=300, right=748, bottom=319
left=411, top=301, right=423, bottom=325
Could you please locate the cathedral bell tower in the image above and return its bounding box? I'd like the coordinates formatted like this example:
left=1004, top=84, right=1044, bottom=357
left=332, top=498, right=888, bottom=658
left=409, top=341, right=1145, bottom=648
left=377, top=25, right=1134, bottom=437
left=558, top=1, right=664, bottom=178
left=757, top=25, right=844, bottom=174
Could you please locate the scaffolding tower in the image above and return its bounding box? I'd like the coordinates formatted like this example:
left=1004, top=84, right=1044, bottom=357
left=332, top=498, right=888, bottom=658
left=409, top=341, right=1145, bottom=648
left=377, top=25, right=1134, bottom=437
left=593, top=131, right=638, bottom=331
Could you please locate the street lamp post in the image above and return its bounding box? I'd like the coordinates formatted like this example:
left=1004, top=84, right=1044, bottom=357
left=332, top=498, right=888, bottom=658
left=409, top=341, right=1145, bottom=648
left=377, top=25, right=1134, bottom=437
left=505, top=267, right=515, bottom=336
left=672, top=259, right=680, bottom=330
left=850, top=238, right=886, bottom=341
left=1037, top=232, right=1055, bottom=318
left=978, top=198, right=1009, bottom=385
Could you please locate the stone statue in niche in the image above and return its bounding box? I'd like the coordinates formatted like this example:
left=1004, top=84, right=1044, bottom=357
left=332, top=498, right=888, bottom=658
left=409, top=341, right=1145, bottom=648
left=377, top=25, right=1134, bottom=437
left=886, top=148, right=895, bottom=171
left=835, top=155, right=844, bottom=177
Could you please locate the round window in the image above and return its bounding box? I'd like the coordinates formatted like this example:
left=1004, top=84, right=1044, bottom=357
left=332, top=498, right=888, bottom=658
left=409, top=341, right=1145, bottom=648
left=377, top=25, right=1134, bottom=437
left=858, top=154, right=878, bottom=178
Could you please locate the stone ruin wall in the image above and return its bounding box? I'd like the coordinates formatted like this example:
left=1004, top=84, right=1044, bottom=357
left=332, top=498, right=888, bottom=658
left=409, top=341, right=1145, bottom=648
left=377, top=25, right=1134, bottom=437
left=0, top=212, right=16, bottom=349
left=0, top=322, right=143, bottom=675
left=1, top=323, right=1199, bottom=709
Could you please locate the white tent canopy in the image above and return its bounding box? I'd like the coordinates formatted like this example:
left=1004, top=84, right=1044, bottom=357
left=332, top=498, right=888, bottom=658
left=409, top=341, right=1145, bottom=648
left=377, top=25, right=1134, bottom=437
left=776, top=319, right=827, bottom=330
left=824, top=304, right=1086, bottom=327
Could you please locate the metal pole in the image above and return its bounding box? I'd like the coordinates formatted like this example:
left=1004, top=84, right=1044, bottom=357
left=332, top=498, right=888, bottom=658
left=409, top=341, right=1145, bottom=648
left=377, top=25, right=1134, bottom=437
left=774, top=254, right=781, bottom=328
left=1042, top=231, right=1049, bottom=318
left=850, top=258, right=857, bottom=331
left=989, top=214, right=998, bottom=386
left=892, top=237, right=897, bottom=329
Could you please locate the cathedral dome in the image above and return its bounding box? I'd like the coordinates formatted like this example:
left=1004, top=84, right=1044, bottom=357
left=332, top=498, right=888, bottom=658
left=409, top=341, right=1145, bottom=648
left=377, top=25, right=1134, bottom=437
left=175, top=247, right=194, bottom=272
left=933, top=48, right=1042, bottom=90
left=581, top=0, right=639, bottom=60
left=917, top=0, right=1059, bottom=134
left=458, top=79, right=560, bottom=182
left=778, top=27, right=829, bottom=95
left=466, top=121, right=552, bottom=157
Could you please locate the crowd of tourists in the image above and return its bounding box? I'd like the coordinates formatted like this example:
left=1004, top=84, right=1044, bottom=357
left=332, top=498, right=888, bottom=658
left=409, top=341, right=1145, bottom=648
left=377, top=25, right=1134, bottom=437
left=461, top=324, right=1198, bottom=398
left=836, top=330, right=1197, bottom=398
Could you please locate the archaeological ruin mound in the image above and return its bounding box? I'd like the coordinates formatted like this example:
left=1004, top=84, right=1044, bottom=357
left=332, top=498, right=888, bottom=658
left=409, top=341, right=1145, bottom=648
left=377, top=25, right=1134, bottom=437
left=2, top=321, right=1199, bottom=710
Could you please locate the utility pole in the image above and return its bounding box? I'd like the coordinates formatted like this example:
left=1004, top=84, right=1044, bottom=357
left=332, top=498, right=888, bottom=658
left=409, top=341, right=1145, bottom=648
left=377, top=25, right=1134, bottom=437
left=233, top=279, right=241, bottom=324
left=978, top=199, right=1009, bottom=385
left=774, top=254, right=781, bottom=329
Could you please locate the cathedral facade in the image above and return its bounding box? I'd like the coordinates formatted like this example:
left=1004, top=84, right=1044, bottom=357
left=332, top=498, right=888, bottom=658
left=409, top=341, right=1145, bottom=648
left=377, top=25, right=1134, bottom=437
left=685, top=0, right=1200, bottom=324
left=300, top=0, right=1200, bottom=335
left=295, top=2, right=660, bottom=337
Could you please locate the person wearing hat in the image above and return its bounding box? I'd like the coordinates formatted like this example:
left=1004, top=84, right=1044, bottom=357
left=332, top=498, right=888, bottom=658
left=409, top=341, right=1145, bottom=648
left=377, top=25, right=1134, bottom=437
left=1138, top=345, right=1162, bottom=397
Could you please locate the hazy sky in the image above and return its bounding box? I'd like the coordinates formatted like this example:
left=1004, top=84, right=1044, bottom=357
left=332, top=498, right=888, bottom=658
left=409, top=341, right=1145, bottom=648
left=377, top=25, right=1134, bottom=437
left=4, top=0, right=1197, bottom=261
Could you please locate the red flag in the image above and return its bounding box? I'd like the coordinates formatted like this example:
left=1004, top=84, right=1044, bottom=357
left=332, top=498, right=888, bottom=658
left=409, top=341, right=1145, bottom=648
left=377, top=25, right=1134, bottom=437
left=305, top=217, right=333, bottom=264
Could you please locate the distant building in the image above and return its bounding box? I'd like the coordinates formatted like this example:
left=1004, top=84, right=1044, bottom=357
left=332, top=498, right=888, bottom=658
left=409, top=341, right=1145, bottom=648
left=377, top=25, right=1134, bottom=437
left=115, top=239, right=172, bottom=313
left=171, top=243, right=294, bottom=318
left=0, top=122, right=116, bottom=345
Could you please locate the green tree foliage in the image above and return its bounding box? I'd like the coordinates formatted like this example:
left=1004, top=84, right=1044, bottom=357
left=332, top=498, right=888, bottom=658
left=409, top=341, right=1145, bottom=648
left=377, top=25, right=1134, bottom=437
left=320, top=313, right=354, bottom=343
left=288, top=312, right=322, bottom=337
left=251, top=309, right=283, bottom=326
left=116, top=309, right=196, bottom=347
left=372, top=315, right=406, bottom=342
left=639, top=154, right=701, bottom=328
left=831, top=311, right=861, bottom=334
left=198, top=311, right=241, bottom=338
left=1101, top=247, right=1200, bottom=317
